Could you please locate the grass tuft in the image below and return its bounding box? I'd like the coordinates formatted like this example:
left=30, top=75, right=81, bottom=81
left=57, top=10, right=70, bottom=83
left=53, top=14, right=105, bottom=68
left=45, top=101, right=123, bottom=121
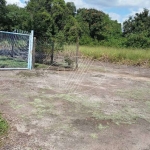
left=0, top=114, right=8, bottom=136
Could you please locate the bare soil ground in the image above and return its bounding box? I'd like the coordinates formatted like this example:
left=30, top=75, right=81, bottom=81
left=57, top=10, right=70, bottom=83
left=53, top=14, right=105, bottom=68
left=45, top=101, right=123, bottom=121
left=0, top=61, right=150, bottom=150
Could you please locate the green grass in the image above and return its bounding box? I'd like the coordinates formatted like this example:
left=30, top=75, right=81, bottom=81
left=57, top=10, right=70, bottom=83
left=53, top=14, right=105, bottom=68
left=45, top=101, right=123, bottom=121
left=34, top=63, right=49, bottom=69
left=0, top=114, right=8, bottom=136
left=0, top=56, right=27, bottom=68
left=0, top=56, right=48, bottom=69
left=80, top=46, right=150, bottom=67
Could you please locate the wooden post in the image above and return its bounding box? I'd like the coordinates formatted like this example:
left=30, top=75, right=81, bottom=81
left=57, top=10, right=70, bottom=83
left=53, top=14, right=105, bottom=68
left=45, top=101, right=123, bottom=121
left=51, top=41, right=54, bottom=65
left=11, top=34, right=14, bottom=57
left=76, top=36, right=79, bottom=69
left=32, top=37, right=36, bottom=69
left=11, top=43, right=14, bottom=58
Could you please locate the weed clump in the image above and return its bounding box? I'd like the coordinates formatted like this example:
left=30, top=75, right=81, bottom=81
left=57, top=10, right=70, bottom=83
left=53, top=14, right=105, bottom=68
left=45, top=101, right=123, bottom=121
left=0, top=114, right=8, bottom=137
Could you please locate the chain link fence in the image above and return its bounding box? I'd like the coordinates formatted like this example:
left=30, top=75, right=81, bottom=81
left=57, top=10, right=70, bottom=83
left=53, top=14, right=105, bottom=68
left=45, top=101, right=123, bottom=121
left=35, top=38, right=78, bottom=70
left=0, top=30, right=33, bottom=69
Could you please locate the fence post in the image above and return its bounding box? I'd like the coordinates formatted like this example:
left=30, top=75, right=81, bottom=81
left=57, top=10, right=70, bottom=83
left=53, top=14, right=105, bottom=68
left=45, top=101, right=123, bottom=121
left=76, top=36, right=79, bottom=69
left=11, top=34, right=15, bottom=57
left=51, top=41, right=54, bottom=64
left=11, top=43, right=14, bottom=57
left=28, top=30, right=34, bottom=70
left=32, top=37, right=36, bottom=69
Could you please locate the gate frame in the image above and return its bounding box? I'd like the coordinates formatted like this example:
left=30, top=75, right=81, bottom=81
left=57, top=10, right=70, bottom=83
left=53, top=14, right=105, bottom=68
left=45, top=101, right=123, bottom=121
left=0, top=30, right=34, bottom=70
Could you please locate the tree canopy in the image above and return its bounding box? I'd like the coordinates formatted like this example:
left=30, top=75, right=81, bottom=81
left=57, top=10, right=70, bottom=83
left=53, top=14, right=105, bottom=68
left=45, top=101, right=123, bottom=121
left=0, top=0, right=149, bottom=48
left=123, top=8, right=150, bottom=48
left=0, top=0, right=7, bottom=30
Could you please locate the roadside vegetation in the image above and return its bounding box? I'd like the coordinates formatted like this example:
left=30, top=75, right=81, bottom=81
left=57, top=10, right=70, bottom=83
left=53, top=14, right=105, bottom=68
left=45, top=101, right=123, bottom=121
left=80, top=46, right=150, bottom=67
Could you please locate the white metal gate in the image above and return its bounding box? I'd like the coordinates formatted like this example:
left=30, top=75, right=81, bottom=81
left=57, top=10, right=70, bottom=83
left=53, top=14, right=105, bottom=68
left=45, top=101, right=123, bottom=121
left=0, top=30, right=34, bottom=70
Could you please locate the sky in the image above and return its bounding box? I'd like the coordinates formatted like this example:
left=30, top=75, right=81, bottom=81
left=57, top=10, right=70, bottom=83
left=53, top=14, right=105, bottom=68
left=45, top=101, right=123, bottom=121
left=5, top=0, right=150, bottom=24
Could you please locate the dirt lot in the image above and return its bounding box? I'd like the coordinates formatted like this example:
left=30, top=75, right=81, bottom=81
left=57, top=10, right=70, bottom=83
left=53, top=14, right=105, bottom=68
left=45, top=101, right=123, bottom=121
left=0, top=60, right=150, bottom=150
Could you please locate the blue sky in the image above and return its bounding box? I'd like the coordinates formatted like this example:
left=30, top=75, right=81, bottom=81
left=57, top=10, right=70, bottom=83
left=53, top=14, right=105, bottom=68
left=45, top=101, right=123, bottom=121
left=6, top=0, right=150, bottom=23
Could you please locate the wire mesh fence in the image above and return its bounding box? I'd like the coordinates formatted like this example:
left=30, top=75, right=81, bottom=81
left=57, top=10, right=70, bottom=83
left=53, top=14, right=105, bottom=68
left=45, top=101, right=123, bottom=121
left=0, top=31, right=32, bottom=69
left=35, top=38, right=78, bottom=70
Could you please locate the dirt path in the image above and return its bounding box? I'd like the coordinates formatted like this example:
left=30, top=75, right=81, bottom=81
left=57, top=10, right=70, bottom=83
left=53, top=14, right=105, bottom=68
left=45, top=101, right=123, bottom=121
left=0, top=62, right=150, bottom=150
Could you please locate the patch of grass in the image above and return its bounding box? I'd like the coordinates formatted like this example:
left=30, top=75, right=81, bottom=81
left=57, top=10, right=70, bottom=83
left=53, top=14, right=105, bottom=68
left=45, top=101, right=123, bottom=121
left=98, top=124, right=108, bottom=130
left=17, top=70, right=42, bottom=77
left=92, top=106, right=138, bottom=125
left=43, top=93, right=148, bottom=124
left=9, top=101, right=24, bottom=110
left=80, top=46, right=150, bottom=67
left=0, top=114, right=8, bottom=137
left=34, top=63, right=49, bottom=69
left=116, top=88, right=150, bottom=101
left=53, top=94, right=138, bottom=124
left=0, top=56, right=27, bottom=68
left=145, top=101, right=150, bottom=110
left=90, top=133, right=98, bottom=139
left=53, top=94, right=102, bottom=109
left=146, top=101, right=150, bottom=106
left=29, top=98, right=54, bottom=118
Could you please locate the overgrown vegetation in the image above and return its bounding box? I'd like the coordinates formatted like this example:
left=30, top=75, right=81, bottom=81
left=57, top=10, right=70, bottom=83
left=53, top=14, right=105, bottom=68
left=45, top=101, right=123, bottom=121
left=80, top=46, right=150, bottom=67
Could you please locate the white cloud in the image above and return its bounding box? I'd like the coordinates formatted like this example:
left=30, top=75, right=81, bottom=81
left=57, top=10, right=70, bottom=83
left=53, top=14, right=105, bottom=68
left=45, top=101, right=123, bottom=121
left=122, top=7, right=150, bottom=23
left=6, top=0, right=150, bottom=10
left=64, top=0, right=90, bottom=9
left=109, top=12, right=122, bottom=22
left=6, top=0, right=25, bottom=7
left=84, top=0, right=150, bottom=8
left=117, top=0, right=150, bottom=7
left=5, top=0, right=150, bottom=24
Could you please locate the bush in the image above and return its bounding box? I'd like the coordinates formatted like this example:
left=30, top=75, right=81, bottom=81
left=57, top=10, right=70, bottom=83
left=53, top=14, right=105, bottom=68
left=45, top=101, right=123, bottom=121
left=79, top=35, right=126, bottom=48
left=79, top=35, right=94, bottom=45
left=100, top=37, right=126, bottom=48
left=124, top=34, right=150, bottom=49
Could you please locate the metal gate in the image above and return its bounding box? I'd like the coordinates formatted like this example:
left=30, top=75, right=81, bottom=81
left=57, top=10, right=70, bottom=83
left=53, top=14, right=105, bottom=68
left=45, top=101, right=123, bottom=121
left=0, top=30, right=34, bottom=70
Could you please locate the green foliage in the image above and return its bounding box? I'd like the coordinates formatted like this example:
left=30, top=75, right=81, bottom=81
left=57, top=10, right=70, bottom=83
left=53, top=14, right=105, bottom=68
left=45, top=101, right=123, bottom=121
left=123, top=8, right=150, bottom=48
left=124, top=33, right=150, bottom=48
left=64, top=16, right=81, bottom=43
left=26, top=0, right=69, bottom=39
left=100, top=37, right=126, bottom=48
left=77, top=8, right=107, bottom=41
left=76, top=8, right=121, bottom=46
left=79, top=35, right=94, bottom=45
left=66, top=2, right=76, bottom=16
left=80, top=46, right=150, bottom=67
left=0, top=114, right=8, bottom=136
left=6, top=4, right=30, bottom=31
left=0, top=0, right=7, bottom=30
left=123, top=9, right=150, bottom=36
left=1, top=0, right=150, bottom=49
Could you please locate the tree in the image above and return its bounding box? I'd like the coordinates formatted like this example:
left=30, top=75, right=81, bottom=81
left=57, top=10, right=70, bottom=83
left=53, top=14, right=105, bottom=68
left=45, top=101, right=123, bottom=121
left=123, top=9, right=150, bottom=37
left=76, top=8, right=121, bottom=45
left=123, top=8, right=150, bottom=48
left=66, top=2, right=76, bottom=17
left=6, top=4, right=30, bottom=31
left=26, top=0, right=68, bottom=39
left=0, top=0, right=7, bottom=30
left=77, top=8, right=106, bottom=41
left=64, top=16, right=81, bottom=43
